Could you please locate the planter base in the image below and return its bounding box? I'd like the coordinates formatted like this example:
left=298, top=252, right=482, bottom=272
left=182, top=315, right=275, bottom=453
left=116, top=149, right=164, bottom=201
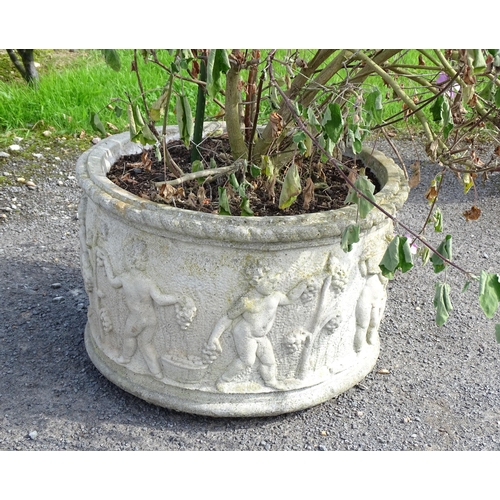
left=85, top=322, right=380, bottom=417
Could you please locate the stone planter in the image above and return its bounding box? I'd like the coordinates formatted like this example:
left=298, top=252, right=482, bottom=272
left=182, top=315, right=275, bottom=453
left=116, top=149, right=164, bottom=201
left=76, top=124, right=409, bottom=417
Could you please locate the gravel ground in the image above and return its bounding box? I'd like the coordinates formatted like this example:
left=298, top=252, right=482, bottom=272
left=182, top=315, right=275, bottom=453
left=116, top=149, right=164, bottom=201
left=1, top=135, right=500, bottom=451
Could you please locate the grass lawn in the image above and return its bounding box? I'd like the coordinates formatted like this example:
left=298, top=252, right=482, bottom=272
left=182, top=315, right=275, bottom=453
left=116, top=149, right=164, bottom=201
left=0, top=49, right=434, bottom=141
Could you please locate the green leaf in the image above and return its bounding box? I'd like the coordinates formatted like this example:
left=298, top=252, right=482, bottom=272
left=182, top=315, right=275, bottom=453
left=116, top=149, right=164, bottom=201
left=293, top=131, right=307, bottom=143
left=322, top=103, right=343, bottom=144
left=365, top=88, right=383, bottom=125
left=89, top=112, right=106, bottom=135
left=114, top=105, right=124, bottom=118
left=430, top=95, right=444, bottom=122
left=462, top=173, right=474, bottom=194
left=479, top=271, right=500, bottom=318
left=150, top=90, right=170, bottom=122
left=206, top=49, right=230, bottom=98
left=139, top=124, right=157, bottom=145
left=192, top=160, right=203, bottom=173
left=471, top=49, right=486, bottom=74
left=218, top=186, right=231, bottom=215
left=495, top=324, right=500, bottom=344
left=192, top=160, right=204, bottom=184
left=462, top=281, right=471, bottom=293
left=379, top=236, right=414, bottom=279
left=154, top=144, right=162, bottom=162
left=341, top=224, right=360, bottom=253
left=430, top=234, right=452, bottom=273
left=420, top=246, right=430, bottom=266
left=250, top=164, right=261, bottom=178
left=262, top=155, right=274, bottom=177
left=495, top=88, right=500, bottom=108
left=240, top=197, right=254, bottom=217
left=434, top=282, right=453, bottom=326
left=176, top=94, right=193, bottom=147
left=307, top=107, right=321, bottom=130
left=279, top=163, right=302, bottom=209
left=399, top=237, right=414, bottom=273
left=433, top=207, right=443, bottom=232
left=101, top=49, right=121, bottom=72
left=345, top=175, right=376, bottom=219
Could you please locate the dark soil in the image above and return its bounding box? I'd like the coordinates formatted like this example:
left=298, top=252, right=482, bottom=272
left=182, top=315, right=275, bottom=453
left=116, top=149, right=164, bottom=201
left=107, top=136, right=367, bottom=217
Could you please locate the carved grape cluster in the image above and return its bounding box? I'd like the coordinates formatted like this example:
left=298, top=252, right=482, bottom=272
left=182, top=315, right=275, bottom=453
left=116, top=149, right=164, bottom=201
left=284, top=328, right=310, bottom=354
left=99, top=308, right=113, bottom=335
left=301, top=279, right=320, bottom=304
left=175, top=296, right=197, bottom=330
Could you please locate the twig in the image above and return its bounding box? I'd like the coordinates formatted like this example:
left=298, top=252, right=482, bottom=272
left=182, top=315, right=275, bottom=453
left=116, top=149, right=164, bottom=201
left=155, top=160, right=246, bottom=187
left=381, top=128, right=408, bottom=179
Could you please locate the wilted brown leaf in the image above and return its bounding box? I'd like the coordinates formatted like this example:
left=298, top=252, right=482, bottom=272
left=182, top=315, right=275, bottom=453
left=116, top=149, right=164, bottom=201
left=425, top=185, right=438, bottom=202
left=186, top=193, right=197, bottom=208
left=418, top=54, right=425, bottom=66
left=79, top=130, right=86, bottom=139
left=347, top=168, right=358, bottom=185
left=270, top=112, right=283, bottom=138
left=192, top=60, right=200, bottom=79
left=468, top=93, right=477, bottom=107
left=120, top=172, right=138, bottom=185
left=197, top=186, right=207, bottom=206
left=463, top=205, right=481, bottom=221
left=486, top=53, right=494, bottom=73
left=463, top=65, right=476, bottom=85
left=302, top=178, right=315, bottom=210
left=296, top=57, right=307, bottom=69
left=494, top=145, right=500, bottom=157
left=408, top=160, right=421, bottom=188
left=141, top=151, right=152, bottom=171
left=159, top=183, right=177, bottom=202
left=471, top=150, right=485, bottom=167
left=106, top=122, right=119, bottom=132
left=425, top=139, right=439, bottom=162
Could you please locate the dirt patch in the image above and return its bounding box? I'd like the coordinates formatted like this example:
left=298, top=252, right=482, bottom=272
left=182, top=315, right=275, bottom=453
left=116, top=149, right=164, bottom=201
left=107, top=136, right=376, bottom=217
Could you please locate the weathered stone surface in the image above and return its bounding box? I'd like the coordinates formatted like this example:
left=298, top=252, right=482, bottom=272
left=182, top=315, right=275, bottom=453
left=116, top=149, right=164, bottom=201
left=75, top=125, right=409, bottom=417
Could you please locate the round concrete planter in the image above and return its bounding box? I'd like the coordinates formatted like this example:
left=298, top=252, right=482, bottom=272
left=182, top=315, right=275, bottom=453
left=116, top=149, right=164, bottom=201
left=76, top=124, right=409, bottom=417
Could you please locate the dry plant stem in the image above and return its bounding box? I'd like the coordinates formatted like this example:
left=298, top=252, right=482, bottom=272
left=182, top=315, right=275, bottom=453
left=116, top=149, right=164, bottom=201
left=247, top=70, right=265, bottom=164
left=163, top=138, right=183, bottom=179
left=133, top=50, right=157, bottom=138
left=267, top=51, right=474, bottom=278
left=161, top=51, right=181, bottom=179
left=155, top=161, right=245, bottom=187
left=419, top=169, right=445, bottom=235
left=382, top=128, right=408, bottom=179
left=244, top=56, right=258, bottom=143
left=225, top=63, right=248, bottom=160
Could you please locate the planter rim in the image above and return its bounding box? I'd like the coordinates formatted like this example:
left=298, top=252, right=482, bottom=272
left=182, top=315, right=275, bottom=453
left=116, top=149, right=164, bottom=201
left=76, top=124, right=409, bottom=244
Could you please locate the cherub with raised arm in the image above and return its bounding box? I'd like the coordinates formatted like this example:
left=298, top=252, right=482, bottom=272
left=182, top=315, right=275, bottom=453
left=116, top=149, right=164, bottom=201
left=96, top=239, right=181, bottom=379
left=203, top=264, right=317, bottom=390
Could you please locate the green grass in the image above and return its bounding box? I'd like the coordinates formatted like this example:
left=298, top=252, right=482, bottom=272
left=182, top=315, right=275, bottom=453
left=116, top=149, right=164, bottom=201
left=0, top=49, right=437, bottom=139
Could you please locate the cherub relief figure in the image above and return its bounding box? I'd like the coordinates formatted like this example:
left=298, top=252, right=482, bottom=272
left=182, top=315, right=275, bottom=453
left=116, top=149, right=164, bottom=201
left=96, top=239, right=184, bottom=379
left=353, top=236, right=389, bottom=354
left=202, top=264, right=316, bottom=390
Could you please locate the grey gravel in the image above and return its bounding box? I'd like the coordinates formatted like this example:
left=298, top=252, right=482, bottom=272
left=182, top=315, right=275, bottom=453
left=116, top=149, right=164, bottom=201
left=1, top=136, right=499, bottom=451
